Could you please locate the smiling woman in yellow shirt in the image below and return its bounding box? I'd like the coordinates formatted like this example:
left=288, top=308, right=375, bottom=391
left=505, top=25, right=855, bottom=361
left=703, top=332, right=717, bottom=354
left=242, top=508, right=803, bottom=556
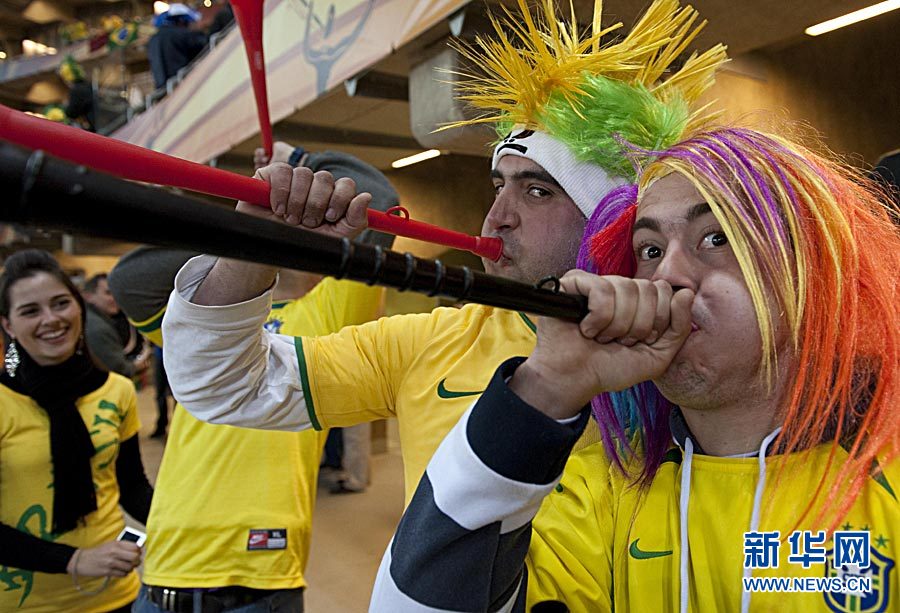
left=0, top=249, right=152, bottom=613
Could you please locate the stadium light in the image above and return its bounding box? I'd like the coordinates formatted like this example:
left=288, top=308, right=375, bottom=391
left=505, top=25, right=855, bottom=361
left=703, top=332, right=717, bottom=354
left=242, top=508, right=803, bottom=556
left=805, top=0, right=900, bottom=36
left=391, top=150, right=441, bottom=169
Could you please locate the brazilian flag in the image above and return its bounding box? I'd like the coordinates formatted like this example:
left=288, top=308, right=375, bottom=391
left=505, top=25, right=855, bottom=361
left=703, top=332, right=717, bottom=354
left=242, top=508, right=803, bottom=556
left=107, top=22, right=138, bottom=49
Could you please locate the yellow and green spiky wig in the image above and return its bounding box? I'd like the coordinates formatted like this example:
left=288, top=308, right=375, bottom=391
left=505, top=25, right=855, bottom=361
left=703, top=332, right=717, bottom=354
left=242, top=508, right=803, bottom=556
left=448, top=0, right=728, bottom=217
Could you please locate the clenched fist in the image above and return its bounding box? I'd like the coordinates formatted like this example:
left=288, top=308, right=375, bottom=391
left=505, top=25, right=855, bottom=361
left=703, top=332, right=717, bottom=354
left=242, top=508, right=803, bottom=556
left=511, top=270, right=694, bottom=419
left=237, top=162, right=370, bottom=242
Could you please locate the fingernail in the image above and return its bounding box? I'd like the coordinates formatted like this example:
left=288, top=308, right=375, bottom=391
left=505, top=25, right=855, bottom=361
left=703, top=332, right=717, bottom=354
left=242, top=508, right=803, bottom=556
left=597, top=336, right=611, bottom=344
left=285, top=214, right=298, bottom=224
left=325, top=208, right=337, bottom=221
left=582, top=327, right=597, bottom=337
left=620, top=337, right=637, bottom=347
left=274, top=204, right=285, bottom=215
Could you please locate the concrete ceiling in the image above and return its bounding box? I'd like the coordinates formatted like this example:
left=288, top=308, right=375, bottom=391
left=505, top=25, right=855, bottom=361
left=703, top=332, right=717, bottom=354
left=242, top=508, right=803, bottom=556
left=220, top=0, right=884, bottom=175
left=572, top=0, right=880, bottom=56
left=0, top=0, right=871, bottom=58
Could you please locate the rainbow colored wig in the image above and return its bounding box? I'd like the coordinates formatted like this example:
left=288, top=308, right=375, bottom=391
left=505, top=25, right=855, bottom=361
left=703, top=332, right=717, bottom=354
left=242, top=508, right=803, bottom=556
left=585, top=126, right=900, bottom=523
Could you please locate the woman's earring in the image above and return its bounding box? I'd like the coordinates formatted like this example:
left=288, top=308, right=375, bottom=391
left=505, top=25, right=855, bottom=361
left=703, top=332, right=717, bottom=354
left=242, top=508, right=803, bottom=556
left=76, top=334, right=84, bottom=356
left=5, top=340, right=20, bottom=377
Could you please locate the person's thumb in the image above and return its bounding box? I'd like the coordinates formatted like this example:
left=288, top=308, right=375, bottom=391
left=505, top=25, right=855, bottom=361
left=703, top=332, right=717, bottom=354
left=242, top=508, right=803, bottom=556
left=344, top=193, right=372, bottom=229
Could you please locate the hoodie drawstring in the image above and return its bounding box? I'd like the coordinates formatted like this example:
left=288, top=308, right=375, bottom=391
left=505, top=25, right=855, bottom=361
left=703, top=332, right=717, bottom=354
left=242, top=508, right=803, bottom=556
left=670, top=406, right=783, bottom=613
left=739, top=427, right=782, bottom=613
left=679, top=437, right=694, bottom=613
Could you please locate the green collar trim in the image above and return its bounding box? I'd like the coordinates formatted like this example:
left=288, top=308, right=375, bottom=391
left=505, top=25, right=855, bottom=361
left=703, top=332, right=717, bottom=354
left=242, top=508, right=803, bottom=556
left=134, top=310, right=164, bottom=334
left=661, top=448, right=683, bottom=466
left=517, top=312, right=537, bottom=335
left=839, top=439, right=897, bottom=501
left=872, top=466, right=897, bottom=501
left=294, top=337, right=322, bottom=431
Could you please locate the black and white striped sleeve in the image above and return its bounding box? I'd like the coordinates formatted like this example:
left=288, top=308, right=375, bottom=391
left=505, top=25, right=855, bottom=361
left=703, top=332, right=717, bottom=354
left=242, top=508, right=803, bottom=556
left=370, top=357, right=590, bottom=613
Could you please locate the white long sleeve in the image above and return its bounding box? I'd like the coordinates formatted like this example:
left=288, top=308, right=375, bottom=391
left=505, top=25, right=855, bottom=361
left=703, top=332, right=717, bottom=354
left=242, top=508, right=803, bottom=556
left=162, top=255, right=312, bottom=431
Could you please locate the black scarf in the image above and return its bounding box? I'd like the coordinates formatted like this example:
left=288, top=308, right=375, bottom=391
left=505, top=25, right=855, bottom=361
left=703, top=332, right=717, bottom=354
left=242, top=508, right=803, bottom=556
left=1, top=345, right=108, bottom=534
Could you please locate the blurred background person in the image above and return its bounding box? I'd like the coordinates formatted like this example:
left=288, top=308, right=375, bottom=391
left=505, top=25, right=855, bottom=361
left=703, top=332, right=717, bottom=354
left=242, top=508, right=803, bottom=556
left=147, top=3, right=207, bottom=89
left=0, top=249, right=153, bottom=613
left=208, top=0, right=234, bottom=37
left=58, top=56, right=95, bottom=132
left=83, top=273, right=150, bottom=378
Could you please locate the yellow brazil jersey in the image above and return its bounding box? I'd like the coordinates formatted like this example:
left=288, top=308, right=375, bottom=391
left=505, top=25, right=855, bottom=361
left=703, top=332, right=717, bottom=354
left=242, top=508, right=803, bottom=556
left=136, top=278, right=383, bottom=590
left=527, top=442, right=899, bottom=612
left=298, top=303, right=599, bottom=504
left=0, top=374, right=142, bottom=613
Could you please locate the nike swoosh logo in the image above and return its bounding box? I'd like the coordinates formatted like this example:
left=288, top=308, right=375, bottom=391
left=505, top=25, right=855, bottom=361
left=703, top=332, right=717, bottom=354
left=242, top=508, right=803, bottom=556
left=629, top=539, right=672, bottom=560
left=437, top=379, right=483, bottom=399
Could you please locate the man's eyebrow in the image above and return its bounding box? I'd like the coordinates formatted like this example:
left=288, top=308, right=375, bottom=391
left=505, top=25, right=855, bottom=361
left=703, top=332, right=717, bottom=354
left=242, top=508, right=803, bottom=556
left=632, top=202, right=712, bottom=235
left=491, top=168, right=562, bottom=189
left=686, top=202, right=713, bottom=222
left=632, top=217, right=660, bottom=234
left=514, top=170, right=562, bottom=188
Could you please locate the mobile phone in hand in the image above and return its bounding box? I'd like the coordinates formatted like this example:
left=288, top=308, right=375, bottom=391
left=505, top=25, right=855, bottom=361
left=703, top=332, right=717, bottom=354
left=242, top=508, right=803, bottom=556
left=117, top=527, right=147, bottom=547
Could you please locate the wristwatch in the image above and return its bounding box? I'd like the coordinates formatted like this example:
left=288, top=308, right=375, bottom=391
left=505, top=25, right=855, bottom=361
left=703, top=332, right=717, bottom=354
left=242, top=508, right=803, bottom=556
left=287, top=146, right=306, bottom=168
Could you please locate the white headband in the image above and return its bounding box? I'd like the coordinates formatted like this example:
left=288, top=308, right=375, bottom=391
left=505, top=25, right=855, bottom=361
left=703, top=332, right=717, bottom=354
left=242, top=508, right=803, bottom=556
left=492, top=128, right=627, bottom=218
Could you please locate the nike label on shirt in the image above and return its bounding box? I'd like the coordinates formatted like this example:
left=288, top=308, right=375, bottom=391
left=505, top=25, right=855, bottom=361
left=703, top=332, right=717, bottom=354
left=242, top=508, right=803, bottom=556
left=248, top=529, right=287, bottom=550
left=629, top=538, right=673, bottom=560
left=437, top=379, right=483, bottom=399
